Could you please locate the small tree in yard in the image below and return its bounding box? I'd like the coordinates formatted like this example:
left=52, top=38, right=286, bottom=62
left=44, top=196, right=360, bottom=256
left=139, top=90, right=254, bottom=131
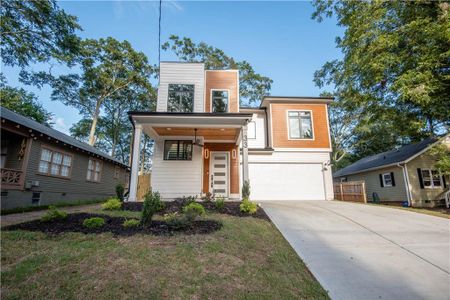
left=242, top=180, right=250, bottom=200
left=140, top=191, right=163, bottom=226
left=115, top=183, right=125, bottom=202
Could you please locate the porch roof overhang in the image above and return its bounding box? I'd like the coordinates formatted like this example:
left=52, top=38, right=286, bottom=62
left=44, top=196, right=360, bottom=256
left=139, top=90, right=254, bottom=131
left=128, top=111, right=253, bottom=143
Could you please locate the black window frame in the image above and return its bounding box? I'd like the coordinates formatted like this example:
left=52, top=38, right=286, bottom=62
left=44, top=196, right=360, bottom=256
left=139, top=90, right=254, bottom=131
left=287, top=110, right=314, bottom=139
left=167, top=84, right=195, bottom=112
left=163, top=140, right=193, bottom=161
left=211, top=90, right=229, bottom=113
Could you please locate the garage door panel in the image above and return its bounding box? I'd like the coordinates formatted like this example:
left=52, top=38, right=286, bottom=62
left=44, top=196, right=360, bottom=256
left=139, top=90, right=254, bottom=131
left=249, top=163, right=325, bottom=200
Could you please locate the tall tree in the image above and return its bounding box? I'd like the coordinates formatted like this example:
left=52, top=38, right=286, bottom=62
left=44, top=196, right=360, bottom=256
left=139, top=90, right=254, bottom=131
left=0, top=77, right=53, bottom=125
left=0, top=0, right=81, bottom=68
left=312, top=0, right=450, bottom=163
left=51, top=37, right=155, bottom=145
left=162, top=35, right=272, bottom=106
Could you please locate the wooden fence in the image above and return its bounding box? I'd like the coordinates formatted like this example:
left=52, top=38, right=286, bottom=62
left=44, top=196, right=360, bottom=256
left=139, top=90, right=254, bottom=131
left=137, top=173, right=151, bottom=201
left=334, top=181, right=367, bottom=203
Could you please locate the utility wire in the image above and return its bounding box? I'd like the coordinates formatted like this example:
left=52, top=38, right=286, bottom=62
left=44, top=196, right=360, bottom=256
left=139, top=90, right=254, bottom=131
left=158, top=0, right=162, bottom=70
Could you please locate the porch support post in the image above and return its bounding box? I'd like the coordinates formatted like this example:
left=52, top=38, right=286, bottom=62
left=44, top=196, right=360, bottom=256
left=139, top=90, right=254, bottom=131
left=128, top=124, right=142, bottom=202
left=242, top=124, right=249, bottom=183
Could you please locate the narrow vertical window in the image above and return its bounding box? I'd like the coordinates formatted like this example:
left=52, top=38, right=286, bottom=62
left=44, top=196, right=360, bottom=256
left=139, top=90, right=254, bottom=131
left=87, top=158, right=102, bottom=182
left=212, top=90, right=229, bottom=113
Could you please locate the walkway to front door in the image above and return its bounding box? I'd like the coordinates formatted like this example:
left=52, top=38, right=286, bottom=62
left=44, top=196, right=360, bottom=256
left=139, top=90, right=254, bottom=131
left=210, top=152, right=229, bottom=198
left=262, top=201, right=450, bottom=300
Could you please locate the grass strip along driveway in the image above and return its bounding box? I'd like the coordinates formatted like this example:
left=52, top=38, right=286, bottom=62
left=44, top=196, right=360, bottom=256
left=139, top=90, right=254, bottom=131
left=1, top=205, right=328, bottom=299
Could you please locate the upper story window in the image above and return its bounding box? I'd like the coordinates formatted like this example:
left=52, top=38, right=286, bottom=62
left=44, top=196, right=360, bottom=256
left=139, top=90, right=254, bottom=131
left=87, top=158, right=102, bottom=182
left=382, top=173, right=393, bottom=187
left=288, top=111, right=313, bottom=139
left=164, top=140, right=193, bottom=161
left=212, top=90, right=229, bottom=113
left=38, top=147, right=72, bottom=178
left=168, top=84, right=194, bottom=112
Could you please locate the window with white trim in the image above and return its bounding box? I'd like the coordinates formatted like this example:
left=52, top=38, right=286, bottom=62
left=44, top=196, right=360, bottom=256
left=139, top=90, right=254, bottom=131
left=212, top=90, right=229, bottom=113
left=421, top=169, right=442, bottom=188
left=87, top=158, right=102, bottom=182
left=288, top=111, right=313, bottom=139
left=38, top=147, right=72, bottom=178
left=247, top=121, right=256, bottom=139
left=382, top=173, right=393, bottom=187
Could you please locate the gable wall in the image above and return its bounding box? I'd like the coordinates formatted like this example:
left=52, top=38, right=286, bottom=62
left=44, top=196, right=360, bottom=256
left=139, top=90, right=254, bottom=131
left=340, top=166, right=408, bottom=203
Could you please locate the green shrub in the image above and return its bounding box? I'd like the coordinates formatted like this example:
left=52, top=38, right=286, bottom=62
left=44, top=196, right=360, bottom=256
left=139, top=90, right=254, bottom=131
left=242, top=180, right=251, bottom=200
left=215, top=196, right=225, bottom=210
left=240, top=198, right=257, bottom=214
left=40, top=206, right=67, bottom=222
left=122, top=219, right=140, bottom=228
left=163, top=212, right=189, bottom=230
left=141, top=191, right=163, bottom=225
left=183, top=202, right=205, bottom=222
left=101, top=198, right=122, bottom=210
left=202, top=192, right=212, bottom=203
left=115, top=184, right=125, bottom=202
left=83, top=217, right=105, bottom=228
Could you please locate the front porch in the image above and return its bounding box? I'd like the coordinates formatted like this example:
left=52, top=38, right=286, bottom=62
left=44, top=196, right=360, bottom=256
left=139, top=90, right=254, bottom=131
left=1, top=129, right=32, bottom=190
left=127, top=112, right=253, bottom=201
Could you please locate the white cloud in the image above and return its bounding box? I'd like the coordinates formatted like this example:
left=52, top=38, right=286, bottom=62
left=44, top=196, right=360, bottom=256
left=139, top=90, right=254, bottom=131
left=52, top=116, right=70, bottom=135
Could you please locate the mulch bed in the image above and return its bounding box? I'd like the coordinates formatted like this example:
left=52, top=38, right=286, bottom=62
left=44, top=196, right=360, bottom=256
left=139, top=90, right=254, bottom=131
left=123, top=200, right=270, bottom=221
left=3, top=213, right=222, bottom=237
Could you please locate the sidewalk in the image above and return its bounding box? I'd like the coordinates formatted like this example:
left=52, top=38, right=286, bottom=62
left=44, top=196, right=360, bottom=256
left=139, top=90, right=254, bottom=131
left=1, top=204, right=101, bottom=227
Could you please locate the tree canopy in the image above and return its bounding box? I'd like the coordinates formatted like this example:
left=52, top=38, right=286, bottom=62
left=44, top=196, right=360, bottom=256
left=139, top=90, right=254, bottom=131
left=0, top=81, right=53, bottom=126
left=312, top=0, right=450, bottom=167
left=51, top=37, right=156, bottom=146
left=0, top=0, right=81, bottom=68
left=162, top=35, right=272, bottom=106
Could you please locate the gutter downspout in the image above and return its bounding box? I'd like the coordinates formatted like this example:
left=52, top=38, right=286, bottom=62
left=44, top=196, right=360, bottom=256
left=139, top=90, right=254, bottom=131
left=397, top=163, right=412, bottom=207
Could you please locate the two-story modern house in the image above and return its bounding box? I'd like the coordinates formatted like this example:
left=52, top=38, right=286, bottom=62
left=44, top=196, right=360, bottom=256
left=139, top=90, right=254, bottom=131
left=127, top=62, right=334, bottom=201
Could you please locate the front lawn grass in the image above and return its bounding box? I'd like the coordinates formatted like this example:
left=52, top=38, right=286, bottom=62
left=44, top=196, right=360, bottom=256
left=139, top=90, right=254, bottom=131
left=1, top=210, right=329, bottom=299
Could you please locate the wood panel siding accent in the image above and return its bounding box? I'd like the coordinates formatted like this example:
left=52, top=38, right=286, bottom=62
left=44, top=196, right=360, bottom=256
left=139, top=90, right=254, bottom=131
left=203, top=143, right=239, bottom=194
left=153, top=127, right=239, bottom=141
left=205, top=71, right=239, bottom=113
left=270, top=103, right=331, bottom=149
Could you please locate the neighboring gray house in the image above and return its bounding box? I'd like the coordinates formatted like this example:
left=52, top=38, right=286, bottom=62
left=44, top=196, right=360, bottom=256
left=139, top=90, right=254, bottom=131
left=333, top=136, right=449, bottom=208
left=1, top=107, right=129, bottom=210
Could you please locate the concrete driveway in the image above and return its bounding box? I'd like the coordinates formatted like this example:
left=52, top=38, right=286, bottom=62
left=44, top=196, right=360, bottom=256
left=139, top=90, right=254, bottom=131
left=261, top=201, right=450, bottom=300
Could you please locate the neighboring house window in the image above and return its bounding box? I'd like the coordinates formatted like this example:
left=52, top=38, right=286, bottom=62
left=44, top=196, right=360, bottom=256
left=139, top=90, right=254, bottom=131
left=87, top=158, right=102, bottom=182
left=167, top=84, right=194, bottom=112
left=382, top=173, right=393, bottom=187
left=288, top=111, right=313, bottom=139
left=379, top=172, right=395, bottom=187
left=420, top=169, right=442, bottom=188
left=247, top=121, right=256, bottom=139
left=211, top=90, right=229, bottom=113
left=38, top=147, right=72, bottom=178
left=164, top=140, right=193, bottom=160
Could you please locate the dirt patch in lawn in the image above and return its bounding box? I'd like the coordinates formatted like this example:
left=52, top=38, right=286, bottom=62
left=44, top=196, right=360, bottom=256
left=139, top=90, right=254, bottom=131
left=123, top=200, right=270, bottom=221
left=3, top=213, right=222, bottom=236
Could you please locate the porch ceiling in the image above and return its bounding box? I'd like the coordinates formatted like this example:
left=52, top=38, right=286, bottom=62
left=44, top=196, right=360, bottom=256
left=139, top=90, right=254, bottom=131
left=153, top=127, right=239, bottom=141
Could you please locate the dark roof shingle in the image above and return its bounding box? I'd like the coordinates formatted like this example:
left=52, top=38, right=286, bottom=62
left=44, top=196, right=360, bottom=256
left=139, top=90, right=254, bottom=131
left=1, top=106, right=127, bottom=167
left=333, top=137, right=439, bottom=177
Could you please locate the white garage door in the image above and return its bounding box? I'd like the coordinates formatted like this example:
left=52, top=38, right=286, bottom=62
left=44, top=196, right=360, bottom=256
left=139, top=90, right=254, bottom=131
left=249, top=163, right=326, bottom=200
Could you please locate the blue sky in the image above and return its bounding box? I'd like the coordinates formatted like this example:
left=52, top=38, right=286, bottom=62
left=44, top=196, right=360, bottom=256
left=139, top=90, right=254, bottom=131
left=2, top=0, right=343, bottom=134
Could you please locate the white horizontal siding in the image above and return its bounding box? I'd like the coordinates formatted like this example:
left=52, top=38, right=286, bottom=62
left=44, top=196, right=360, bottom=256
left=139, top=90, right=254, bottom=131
left=156, top=62, right=205, bottom=112
left=151, top=138, right=203, bottom=199
left=248, top=112, right=266, bottom=149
